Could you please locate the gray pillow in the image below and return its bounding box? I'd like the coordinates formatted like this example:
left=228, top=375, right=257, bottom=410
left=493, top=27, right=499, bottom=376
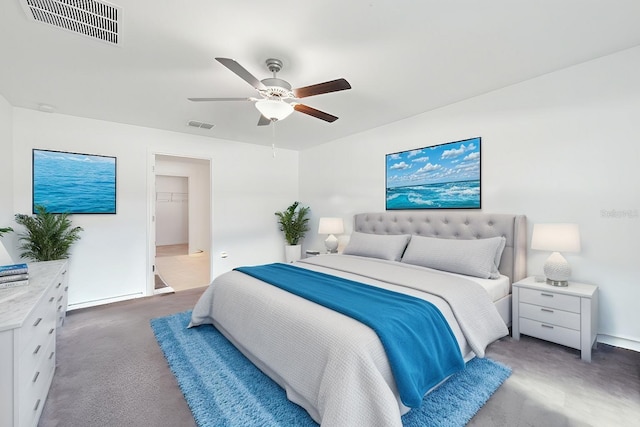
left=342, top=232, right=411, bottom=262
left=400, top=235, right=506, bottom=279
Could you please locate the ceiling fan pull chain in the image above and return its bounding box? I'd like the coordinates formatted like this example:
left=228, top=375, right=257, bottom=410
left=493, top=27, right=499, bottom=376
left=272, top=120, right=277, bottom=158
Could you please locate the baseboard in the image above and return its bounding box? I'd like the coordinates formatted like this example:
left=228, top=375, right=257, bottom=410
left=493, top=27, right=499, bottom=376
left=597, top=334, right=640, bottom=353
left=68, top=292, right=145, bottom=311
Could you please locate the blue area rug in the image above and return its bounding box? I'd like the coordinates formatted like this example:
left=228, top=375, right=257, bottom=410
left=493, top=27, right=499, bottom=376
left=151, top=310, right=511, bottom=427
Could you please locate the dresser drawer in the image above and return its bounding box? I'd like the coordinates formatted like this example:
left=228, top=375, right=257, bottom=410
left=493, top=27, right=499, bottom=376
left=19, top=336, right=55, bottom=427
left=519, top=302, right=580, bottom=330
left=519, top=288, right=580, bottom=313
left=54, top=270, right=69, bottom=327
left=519, top=317, right=580, bottom=349
left=19, top=326, right=55, bottom=391
left=19, top=293, right=57, bottom=357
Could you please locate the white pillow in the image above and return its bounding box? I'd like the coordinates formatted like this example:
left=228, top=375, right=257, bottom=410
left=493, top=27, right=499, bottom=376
left=400, top=235, right=506, bottom=279
left=342, top=232, right=411, bottom=262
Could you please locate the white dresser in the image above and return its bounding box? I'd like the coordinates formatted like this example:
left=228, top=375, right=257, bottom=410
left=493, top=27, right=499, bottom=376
left=512, top=276, right=598, bottom=362
left=0, top=260, right=69, bottom=427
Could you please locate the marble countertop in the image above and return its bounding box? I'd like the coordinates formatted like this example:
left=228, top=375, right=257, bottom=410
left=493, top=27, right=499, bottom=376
left=0, top=260, right=67, bottom=332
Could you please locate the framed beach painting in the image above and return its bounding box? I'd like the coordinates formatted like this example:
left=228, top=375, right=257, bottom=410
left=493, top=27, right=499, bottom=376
left=385, top=137, right=481, bottom=210
left=32, top=149, right=117, bottom=214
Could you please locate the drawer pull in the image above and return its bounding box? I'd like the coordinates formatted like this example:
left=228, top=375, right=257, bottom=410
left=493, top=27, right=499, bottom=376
left=62, top=270, right=67, bottom=275
left=49, top=297, right=55, bottom=303
left=540, top=293, right=554, bottom=297
left=49, top=328, right=55, bottom=335
left=58, top=295, right=63, bottom=302
left=56, top=282, right=62, bottom=289
left=33, top=317, right=42, bottom=327
left=541, top=308, right=554, bottom=313
left=65, top=286, right=69, bottom=291
left=34, top=344, right=41, bottom=355
left=49, top=351, right=55, bottom=360
left=33, top=371, right=40, bottom=383
left=34, top=399, right=41, bottom=412
left=541, top=324, right=554, bottom=329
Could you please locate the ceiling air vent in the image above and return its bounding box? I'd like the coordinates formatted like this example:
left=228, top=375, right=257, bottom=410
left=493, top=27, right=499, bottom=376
left=188, top=120, right=214, bottom=130
left=21, top=0, right=120, bottom=45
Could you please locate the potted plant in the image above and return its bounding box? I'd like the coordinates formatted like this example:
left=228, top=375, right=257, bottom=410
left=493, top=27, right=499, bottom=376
left=14, top=205, right=83, bottom=261
left=275, top=201, right=310, bottom=263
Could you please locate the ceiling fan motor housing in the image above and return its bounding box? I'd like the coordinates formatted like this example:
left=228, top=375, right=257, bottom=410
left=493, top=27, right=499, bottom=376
left=261, top=78, right=292, bottom=98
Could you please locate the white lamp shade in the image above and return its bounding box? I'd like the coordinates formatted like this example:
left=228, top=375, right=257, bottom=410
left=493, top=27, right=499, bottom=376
left=531, top=223, right=581, bottom=253
left=318, top=217, right=344, bottom=235
left=255, top=100, right=294, bottom=121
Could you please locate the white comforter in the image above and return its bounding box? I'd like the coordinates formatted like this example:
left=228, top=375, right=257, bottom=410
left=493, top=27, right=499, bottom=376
left=190, top=255, right=508, bottom=427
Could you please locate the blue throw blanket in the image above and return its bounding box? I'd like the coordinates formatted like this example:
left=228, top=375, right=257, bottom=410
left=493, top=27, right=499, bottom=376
left=234, top=263, right=464, bottom=408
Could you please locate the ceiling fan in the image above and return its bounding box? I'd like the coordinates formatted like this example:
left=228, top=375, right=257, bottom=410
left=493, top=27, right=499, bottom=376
left=188, top=58, right=351, bottom=126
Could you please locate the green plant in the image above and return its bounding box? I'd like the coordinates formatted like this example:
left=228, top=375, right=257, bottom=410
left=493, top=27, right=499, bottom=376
left=0, top=227, right=12, bottom=238
left=14, top=205, right=83, bottom=261
left=274, top=201, right=310, bottom=246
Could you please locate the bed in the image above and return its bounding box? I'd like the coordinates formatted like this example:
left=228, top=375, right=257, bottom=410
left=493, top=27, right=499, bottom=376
left=190, top=211, right=527, bottom=427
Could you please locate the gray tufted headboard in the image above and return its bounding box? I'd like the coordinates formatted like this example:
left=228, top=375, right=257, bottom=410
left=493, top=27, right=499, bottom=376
left=353, top=212, right=527, bottom=284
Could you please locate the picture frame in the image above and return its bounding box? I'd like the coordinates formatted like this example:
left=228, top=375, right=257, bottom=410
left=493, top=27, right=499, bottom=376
left=32, top=149, right=117, bottom=214
left=385, top=137, right=481, bottom=210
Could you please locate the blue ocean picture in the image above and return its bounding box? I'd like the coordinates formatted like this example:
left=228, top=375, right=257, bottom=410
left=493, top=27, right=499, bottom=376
left=33, top=149, right=117, bottom=214
left=386, top=137, right=481, bottom=210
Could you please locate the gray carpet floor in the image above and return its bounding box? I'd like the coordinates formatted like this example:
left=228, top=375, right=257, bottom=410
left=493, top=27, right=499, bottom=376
left=40, top=287, right=640, bottom=427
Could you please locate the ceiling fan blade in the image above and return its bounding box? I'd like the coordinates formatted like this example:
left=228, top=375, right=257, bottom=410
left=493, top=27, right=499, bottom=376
left=293, top=104, right=339, bottom=122
left=292, top=78, right=351, bottom=99
left=257, top=115, right=271, bottom=126
left=188, top=97, right=253, bottom=102
left=215, top=58, right=267, bottom=91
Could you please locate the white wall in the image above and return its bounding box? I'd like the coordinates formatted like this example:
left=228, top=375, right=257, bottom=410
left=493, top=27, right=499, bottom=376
left=0, top=95, right=14, bottom=253
left=154, top=157, right=211, bottom=255
left=300, top=47, right=640, bottom=351
left=155, top=175, right=189, bottom=246
left=11, top=108, right=299, bottom=308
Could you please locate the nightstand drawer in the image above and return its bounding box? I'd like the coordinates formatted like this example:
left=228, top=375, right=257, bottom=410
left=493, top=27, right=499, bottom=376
left=519, top=302, right=580, bottom=330
left=519, top=288, right=580, bottom=313
left=519, top=317, right=580, bottom=349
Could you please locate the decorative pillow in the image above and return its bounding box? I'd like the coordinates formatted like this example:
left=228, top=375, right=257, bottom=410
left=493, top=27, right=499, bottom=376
left=400, top=235, right=507, bottom=279
left=342, top=232, right=411, bottom=262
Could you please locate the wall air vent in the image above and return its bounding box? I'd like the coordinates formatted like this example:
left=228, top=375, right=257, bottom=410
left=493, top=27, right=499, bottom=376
left=21, top=0, right=120, bottom=45
left=188, top=120, right=214, bottom=130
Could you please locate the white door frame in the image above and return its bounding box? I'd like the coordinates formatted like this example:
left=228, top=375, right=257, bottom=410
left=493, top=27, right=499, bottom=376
left=146, top=151, right=213, bottom=296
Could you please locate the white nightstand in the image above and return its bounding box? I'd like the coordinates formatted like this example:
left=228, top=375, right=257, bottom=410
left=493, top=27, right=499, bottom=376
left=512, top=276, right=598, bottom=362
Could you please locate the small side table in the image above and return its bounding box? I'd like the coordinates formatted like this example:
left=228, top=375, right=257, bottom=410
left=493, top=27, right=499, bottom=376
left=512, top=276, right=598, bottom=362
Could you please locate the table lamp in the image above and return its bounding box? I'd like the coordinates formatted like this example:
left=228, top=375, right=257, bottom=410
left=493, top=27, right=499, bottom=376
left=531, top=223, right=581, bottom=286
left=318, top=217, right=344, bottom=253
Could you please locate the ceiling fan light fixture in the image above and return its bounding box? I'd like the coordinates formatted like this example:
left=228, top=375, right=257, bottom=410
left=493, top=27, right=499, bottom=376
left=255, top=99, right=294, bottom=121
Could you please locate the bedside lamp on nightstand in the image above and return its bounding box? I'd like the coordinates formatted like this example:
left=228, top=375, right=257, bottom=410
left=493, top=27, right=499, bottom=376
left=318, top=217, right=344, bottom=253
left=531, top=223, right=581, bottom=287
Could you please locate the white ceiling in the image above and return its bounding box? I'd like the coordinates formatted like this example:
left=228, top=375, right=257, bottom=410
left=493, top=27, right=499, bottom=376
left=1, top=0, right=640, bottom=151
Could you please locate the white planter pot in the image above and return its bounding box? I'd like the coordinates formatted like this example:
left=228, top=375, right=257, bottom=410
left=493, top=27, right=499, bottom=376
left=284, top=244, right=302, bottom=263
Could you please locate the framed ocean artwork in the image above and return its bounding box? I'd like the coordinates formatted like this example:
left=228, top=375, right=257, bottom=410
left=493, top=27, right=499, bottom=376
left=32, top=149, right=117, bottom=214
left=385, top=137, right=481, bottom=210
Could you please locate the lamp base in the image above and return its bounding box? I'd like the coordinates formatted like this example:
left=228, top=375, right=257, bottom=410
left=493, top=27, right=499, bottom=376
left=543, top=251, right=571, bottom=287
left=546, top=278, right=569, bottom=287
left=324, top=234, right=339, bottom=253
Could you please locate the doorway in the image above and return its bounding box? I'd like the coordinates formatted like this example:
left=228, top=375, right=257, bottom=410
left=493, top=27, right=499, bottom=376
left=150, top=154, right=211, bottom=295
